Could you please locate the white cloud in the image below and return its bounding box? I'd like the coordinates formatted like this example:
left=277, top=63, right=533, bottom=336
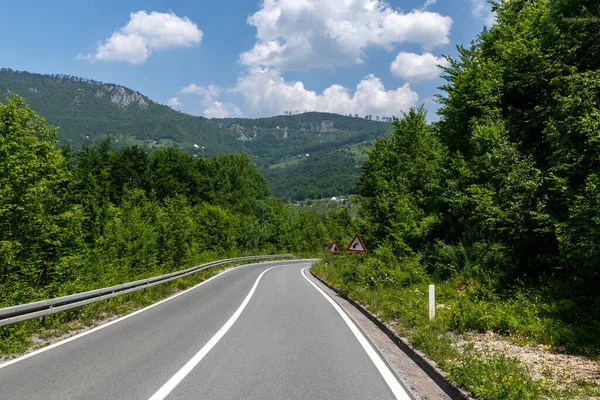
left=203, top=101, right=243, bottom=119
left=167, top=97, right=182, bottom=108
left=240, top=0, right=453, bottom=70
left=471, top=0, right=496, bottom=27
left=78, top=11, right=202, bottom=64
left=390, top=52, right=449, bottom=82
left=179, top=83, right=241, bottom=118
left=232, top=68, right=419, bottom=118
left=180, top=83, right=221, bottom=97
left=421, top=0, right=437, bottom=10
left=180, top=69, right=420, bottom=118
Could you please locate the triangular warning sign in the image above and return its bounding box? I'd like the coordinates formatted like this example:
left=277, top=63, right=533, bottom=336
left=346, top=234, right=367, bottom=253
left=328, top=242, right=340, bottom=254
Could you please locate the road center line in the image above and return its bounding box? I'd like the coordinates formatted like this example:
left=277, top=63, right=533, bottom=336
left=147, top=264, right=287, bottom=400
left=301, top=267, right=412, bottom=400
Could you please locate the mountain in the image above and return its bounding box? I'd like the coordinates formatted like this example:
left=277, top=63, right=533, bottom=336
left=0, top=68, right=242, bottom=155
left=0, top=68, right=393, bottom=200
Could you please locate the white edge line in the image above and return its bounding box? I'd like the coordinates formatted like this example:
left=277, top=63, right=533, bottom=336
left=301, top=267, right=412, bottom=400
left=0, top=260, right=295, bottom=370
left=147, top=264, right=285, bottom=400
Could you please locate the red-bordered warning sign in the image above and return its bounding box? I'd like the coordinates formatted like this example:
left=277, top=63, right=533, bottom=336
left=328, top=242, right=340, bottom=254
left=346, top=234, right=367, bottom=253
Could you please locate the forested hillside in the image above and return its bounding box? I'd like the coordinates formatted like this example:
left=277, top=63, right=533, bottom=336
left=313, top=0, right=600, bottom=398
left=0, top=95, right=334, bottom=313
left=0, top=69, right=242, bottom=155
left=213, top=112, right=384, bottom=199
left=0, top=69, right=390, bottom=200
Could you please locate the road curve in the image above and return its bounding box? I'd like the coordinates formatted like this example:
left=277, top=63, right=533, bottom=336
left=0, top=260, right=410, bottom=400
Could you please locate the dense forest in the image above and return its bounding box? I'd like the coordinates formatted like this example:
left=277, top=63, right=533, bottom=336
left=0, top=69, right=390, bottom=200
left=0, top=94, right=345, bottom=310
left=354, top=0, right=600, bottom=310
left=313, top=0, right=600, bottom=398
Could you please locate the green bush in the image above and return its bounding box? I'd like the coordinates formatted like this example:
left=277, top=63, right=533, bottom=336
left=448, top=352, right=542, bottom=400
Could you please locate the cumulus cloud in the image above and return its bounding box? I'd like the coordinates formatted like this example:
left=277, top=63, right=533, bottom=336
left=180, top=83, right=221, bottom=97
left=390, top=52, right=449, bottom=82
left=203, top=101, right=243, bottom=119
left=471, top=0, right=496, bottom=27
left=167, top=97, right=182, bottom=108
left=78, top=11, right=202, bottom=64
left=240, top=0, right=453, bottom=70
left=179, top=83, right=242, bottom=118
left=231, top=68, right=419, bottom=118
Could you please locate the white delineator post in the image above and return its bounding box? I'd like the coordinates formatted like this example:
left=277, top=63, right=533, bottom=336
left=429, top=284, right=435, bottom=321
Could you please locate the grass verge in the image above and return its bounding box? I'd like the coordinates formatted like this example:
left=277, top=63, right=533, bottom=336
left=312, top=257, right=599, bottom=400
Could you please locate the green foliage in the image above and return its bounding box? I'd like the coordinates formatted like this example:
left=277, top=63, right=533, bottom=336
left=312, top=258, right=554, bottom=399
left=0, top=69, right=242, bottom=155
left=0, top=69, right=392, bottom=200
left=358, top=106, right=445, bottom=256
left=264, top=150, right=360, bottom=200
left=0, top=95, right=331, bottom=327
left=448, top=352, right=542, bottom=400
left=409, top=324, right=458, bottom=366
left=0, top=95, right=84, bottom=303
left=351, top=0, right=600, bottom=348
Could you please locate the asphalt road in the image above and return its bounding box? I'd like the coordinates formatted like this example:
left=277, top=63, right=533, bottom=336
left=0, top=260, right=411, bottom=400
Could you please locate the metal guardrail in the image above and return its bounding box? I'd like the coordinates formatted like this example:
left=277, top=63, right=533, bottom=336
left=0, top=254, right=296, bottom=328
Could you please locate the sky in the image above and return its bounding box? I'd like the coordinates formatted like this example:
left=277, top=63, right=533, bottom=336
left=0, top=0, right=495, bottom=120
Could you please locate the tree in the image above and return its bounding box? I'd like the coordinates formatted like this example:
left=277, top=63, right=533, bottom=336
left=358, top=106, right=444, bottom=255
left=433, top=0, right=600, bottom=287
left=0, top=94, right=83, bottom=300
left=148, top=148, right=204, bottom=203
left=202, top=153, right=270, bottom=215
left=109, top=145, right=150, bottom=204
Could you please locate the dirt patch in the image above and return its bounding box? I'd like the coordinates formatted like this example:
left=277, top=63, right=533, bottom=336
left=453, top=331, right=600, bottom=392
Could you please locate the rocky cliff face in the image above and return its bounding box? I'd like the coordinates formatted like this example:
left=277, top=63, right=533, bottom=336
left=103, top=85, right=149, bottom=109
left=219, top=118, right=338, bottom=141
left=299, top=120, right=336, bottom=132
left=1, top=70, right=150, bottom=111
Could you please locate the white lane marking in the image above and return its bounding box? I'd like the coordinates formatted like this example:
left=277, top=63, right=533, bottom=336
left=148, top=264, right=294, bottom=400
left=301, top=268, right=412, bottom=400
left=0, top=260, right=299, bottom=370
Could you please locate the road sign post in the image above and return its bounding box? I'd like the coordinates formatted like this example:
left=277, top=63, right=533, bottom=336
left=346, top=234, right=367, bottom=269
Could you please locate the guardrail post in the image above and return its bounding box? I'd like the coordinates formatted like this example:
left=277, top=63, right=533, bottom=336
left=39, top=316, right=45, bottom=326
left=429, top=284, right=435, bottom=321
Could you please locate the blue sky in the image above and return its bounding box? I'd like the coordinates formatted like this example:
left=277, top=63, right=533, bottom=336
left=0, top=0, right=495, bottom=120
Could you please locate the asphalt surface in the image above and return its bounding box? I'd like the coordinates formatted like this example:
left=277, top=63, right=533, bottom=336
left=0, top=260, right=407, bottom=399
